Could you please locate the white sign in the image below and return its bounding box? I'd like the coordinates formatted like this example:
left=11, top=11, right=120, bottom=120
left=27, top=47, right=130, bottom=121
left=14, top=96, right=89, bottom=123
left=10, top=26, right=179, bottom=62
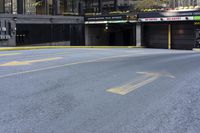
left=140, top=16, right=194, bottom=22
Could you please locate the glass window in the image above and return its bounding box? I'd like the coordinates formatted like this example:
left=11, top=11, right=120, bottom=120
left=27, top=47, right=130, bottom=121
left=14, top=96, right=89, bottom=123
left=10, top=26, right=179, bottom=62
left=48, top=0, right=53, bottom=14
left=5, top=0, right=12, bottom=13
left=60, top=0, right=78, bottom=14
left=25, top=0, right=37, bottom=14
left=0, top=0, right=4, bottom=13
left=12, top=0, right=17, bottom=14
left=35, top=0, right=52, bottom=15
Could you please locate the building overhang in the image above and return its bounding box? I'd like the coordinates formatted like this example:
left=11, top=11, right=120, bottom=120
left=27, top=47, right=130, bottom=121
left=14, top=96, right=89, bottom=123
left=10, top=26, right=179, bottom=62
left=85, top=14, right=137, bottom=24
left=0, top=14, right=84, bottom=24
left=138, top=10, right=200, bottom=22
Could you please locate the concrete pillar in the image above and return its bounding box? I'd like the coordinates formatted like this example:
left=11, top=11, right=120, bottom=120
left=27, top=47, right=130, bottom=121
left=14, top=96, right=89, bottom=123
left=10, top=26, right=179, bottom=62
left=168, top=24, right=171, bottom=49
left=0, top=0, right=5, bottom=13
left=114, top=0, right=118, bottom=11
left=98, top=0, right=102, bottom=13
left=85, top=25, right=90, bottom=46
left=44, top=0, right=49, bottom=14
left=53, top=0, right=60, bottom=15
left=17, top=0, right=25, bottom=14
left=136, top=23, right=142, bottom=47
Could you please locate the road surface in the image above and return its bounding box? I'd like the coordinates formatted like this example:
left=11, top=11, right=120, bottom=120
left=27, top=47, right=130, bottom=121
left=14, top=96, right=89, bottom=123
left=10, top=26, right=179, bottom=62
left=0, top=48, right=200, bottom=133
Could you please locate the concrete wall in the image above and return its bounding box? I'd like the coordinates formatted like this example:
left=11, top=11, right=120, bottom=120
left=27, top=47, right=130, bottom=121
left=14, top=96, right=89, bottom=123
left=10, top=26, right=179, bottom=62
left=0, top=14, right=84, bottom=47
left=29, top=41, right=70, bottom=46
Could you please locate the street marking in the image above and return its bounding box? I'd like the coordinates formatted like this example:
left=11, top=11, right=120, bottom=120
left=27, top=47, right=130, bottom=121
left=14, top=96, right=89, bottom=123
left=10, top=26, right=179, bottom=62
left=0, top=53, right=21, bottom=57
left=19, top=52, right=72, bottom=59
left=0, top=54, right=137, bottom=79
left=0, top=57, right=63, bottom=66
left=107, top=72, right=175, bottom=95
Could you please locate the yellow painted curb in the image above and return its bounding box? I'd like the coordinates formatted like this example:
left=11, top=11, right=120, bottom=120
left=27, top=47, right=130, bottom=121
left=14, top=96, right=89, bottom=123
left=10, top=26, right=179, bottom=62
left=0, top=46, right=144, bottom=51
left=193, top=48, right=200, bottom=52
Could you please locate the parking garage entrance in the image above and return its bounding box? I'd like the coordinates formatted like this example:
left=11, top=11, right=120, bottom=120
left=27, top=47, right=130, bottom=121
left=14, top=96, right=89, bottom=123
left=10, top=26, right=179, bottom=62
left=143, top=22, right=195, bottom=50
left=85, top=23, right=136, bottom=46
left=138, top=11, right=200, bottom=50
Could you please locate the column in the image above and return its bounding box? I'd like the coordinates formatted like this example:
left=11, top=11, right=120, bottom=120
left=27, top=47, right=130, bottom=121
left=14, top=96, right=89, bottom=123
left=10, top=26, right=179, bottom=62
left=168, top=24, right=171, bottom=49
left=17, top=0, right=25, bottom=14
left=98, top=0, right=102, bottom=13
left=136, top=23, right=142, bottom=47
left=53, top=0, right=60, bottom=15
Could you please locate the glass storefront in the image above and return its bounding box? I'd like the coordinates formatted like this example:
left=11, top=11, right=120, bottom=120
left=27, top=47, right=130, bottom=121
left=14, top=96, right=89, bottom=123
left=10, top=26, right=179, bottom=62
left=12, top=0, right=17, bottom=14
left=60, top=0, right=82, bottom=15
left=25, top=0, right=36, bottom=14
left=4, top=0, right=12, bottom=13
left=0, top=0, right=82, bottom=15
left=0, top=0, right=4, bottom=13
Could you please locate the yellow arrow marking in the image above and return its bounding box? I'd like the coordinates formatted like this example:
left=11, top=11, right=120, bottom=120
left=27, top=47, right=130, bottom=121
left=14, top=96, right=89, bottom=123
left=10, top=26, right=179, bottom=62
left=107, top=72, right=175, bottom=95
left=0, top=53, right=21, bottom=57
left=0, top=57, right=63, bottom=66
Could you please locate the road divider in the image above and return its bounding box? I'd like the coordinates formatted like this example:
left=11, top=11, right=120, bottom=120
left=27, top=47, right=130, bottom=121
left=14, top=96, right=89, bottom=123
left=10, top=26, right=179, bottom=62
left=107, top=71, right=175, bottom=95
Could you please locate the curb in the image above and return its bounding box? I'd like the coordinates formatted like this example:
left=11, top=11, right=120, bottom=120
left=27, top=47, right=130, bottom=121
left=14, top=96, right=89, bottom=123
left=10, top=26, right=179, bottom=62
left=193, top=48, right=200, bottom=52
left=0, top=46, right=144, bottom=51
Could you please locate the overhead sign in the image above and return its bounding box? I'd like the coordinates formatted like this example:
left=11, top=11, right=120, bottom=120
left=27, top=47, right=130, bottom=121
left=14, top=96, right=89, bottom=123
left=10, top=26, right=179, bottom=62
left=85, top=15, right=137, bottom=24
left=194, top=16, right=200, bottom=20
left=85, top=20, right=129, bottom=24
left=85, top=15, right=127, bottom=22
left=140, top=16, right=194, bottom=22
left=138, top=10, right=200, bottom=18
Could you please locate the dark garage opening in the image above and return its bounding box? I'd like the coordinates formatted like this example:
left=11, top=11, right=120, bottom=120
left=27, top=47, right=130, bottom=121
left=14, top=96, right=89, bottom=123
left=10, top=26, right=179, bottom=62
left=108, top=24, right=136, bottom=46
left=86, top=23, right=136, bottom=46
left=171, top=23, right=195, bottom=50
left=16, top=24, right=85, bottom=46
left=143, top=22, right=195, bottom=50
left=143, top=23, right=168, bottom=49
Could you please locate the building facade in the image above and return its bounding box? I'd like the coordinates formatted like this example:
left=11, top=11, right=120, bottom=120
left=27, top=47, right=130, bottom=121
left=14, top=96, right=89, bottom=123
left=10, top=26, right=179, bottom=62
left=0, top=0, right=85, bottom=47
left=1, top=0, right=200, bottom=50
left=169, top=0, right=200, bottom=8
left=84, top=0, right=140, bottom=47
left=85, top=0, right=139, bottom=14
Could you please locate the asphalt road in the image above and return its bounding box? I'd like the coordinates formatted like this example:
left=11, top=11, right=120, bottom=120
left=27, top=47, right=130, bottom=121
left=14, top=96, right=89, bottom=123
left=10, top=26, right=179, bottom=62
left=0, top=48, right=200, bottom=133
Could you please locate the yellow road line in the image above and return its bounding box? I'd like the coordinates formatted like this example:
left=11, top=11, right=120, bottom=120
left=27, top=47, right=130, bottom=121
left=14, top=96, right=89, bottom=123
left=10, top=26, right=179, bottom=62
left=0, top=53, right=21, bottom=57
left=0, top=46, right=144, bottom=51
left=107, top=75, right=159, bottom=95
left=0, top=54, right=136, bottom=79
left=107, top=71, right=175, bottom=95
left=19, top=52, right=72, bottom=59
left=0, top=57, right=63, bottom=66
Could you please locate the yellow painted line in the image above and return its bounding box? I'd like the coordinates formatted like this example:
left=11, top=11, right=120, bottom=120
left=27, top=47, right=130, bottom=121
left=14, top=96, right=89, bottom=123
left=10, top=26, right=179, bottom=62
left=193, top=48, right=200, bottom=52
left=107, top=72, right=175, bottom=95
left=20, top=52, right=72, bottom=59
left=168, top=24, right=171, bottom=50
left=0, top=46, right=144, bottom=51
left=107, top=75, right=159, bottom=95
left=0, top=57, right=63, bottom=66
left=0, top=54, right=137, bottom=79
left=0, top=53, right=21, bottom=57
